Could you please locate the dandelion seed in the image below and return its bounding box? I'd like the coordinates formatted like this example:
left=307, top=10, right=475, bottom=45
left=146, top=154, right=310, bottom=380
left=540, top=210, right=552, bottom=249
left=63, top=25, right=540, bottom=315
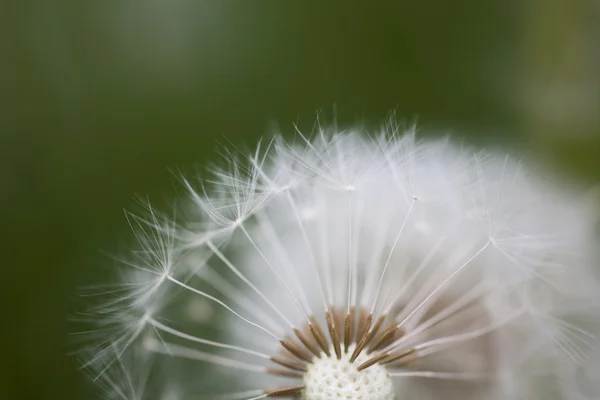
left=78, top=122, right=600, bottom=399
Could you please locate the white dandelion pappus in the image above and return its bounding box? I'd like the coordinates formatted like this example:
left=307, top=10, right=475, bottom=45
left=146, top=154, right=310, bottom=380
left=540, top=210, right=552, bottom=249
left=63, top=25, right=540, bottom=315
left=80, top=123, right=600, bottom=400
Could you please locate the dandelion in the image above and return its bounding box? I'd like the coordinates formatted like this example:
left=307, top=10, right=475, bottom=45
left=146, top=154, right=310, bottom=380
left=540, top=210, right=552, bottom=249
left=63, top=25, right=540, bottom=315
left=79, top=122, right=600, bottom=399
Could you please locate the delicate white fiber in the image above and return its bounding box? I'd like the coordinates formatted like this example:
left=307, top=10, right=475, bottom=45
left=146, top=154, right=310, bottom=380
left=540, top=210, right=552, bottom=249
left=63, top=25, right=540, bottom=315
left=79, top=122, right=600, bottom=400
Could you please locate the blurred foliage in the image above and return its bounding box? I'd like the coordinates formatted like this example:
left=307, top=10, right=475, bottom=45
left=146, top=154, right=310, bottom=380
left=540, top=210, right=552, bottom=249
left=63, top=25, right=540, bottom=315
left=1, top=1, right=598, bottom=399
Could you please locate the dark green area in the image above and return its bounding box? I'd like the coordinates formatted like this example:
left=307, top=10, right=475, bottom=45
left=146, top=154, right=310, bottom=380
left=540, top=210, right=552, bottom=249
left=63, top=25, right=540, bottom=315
left=2, top=1, right=598, bottom=399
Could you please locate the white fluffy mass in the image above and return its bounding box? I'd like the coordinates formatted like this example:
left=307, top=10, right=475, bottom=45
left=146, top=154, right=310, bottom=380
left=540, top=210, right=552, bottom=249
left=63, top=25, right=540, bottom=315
left=80, top=124, right=600, bottom=400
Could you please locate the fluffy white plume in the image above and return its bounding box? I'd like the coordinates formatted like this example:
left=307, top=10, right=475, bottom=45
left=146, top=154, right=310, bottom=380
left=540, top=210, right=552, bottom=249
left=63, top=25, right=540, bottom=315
left=79, top=123, right=600, bottom=400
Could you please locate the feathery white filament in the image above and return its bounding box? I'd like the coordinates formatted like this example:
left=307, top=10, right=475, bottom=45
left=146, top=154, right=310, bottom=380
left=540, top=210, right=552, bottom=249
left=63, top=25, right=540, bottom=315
left=80, top=124, right=600, bottom=400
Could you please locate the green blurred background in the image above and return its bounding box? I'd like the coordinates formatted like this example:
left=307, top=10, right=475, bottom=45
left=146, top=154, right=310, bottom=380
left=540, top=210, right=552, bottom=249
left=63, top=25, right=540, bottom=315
left=2, top=1, right=599, bottom=399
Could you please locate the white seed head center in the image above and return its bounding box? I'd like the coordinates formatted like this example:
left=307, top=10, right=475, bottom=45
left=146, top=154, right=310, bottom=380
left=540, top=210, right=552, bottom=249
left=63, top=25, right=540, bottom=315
left=302, top=344, right=395, bottom=400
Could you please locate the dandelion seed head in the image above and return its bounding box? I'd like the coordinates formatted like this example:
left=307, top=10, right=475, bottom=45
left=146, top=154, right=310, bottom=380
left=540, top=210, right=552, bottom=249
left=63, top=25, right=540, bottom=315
left=79, top=121, right=600, bottom=399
